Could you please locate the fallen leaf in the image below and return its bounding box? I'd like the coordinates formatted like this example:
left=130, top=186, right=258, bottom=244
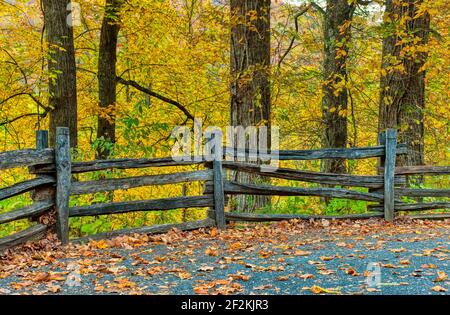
left=178, top=272, right=192, bottom=280
left=205, top=248, right=219, bottom=256
left=431, top=286, right=447, bottom=292
left=346, top=267, right=359, bottom=276
left=276, top=276, right=289, bottom=281
left=308, top=285, right=340, bottom=294
left=399, top=259, right=410, bottom=265
left=433, top=271, right=448, bottom=282
left=320, top=256, right=334, bottom=261
left=294, top=250, right=311, bottom=256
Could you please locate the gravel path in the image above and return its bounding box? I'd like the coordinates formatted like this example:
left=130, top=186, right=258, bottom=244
left=0, top=222, right=449, bottom=295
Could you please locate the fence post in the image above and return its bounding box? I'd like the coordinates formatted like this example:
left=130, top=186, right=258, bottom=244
left=213, top=159, right=226, bottom=229
left=36, top=130, right=49, bottom=150
left=30, top=130, right=54, bottom=221
left=55, top=127, right=71, bottom=244
left=204, top=132, right=226, bottom=229
left=384, top=129, right=397, bottom=222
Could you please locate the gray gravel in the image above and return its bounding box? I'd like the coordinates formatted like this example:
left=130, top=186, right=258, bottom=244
left=0, top=229, right=449, bottom=295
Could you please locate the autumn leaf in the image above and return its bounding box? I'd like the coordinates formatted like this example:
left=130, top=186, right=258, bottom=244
left=205, top=248, right=219, bottom=256
left=320, top=256, right=335, bottom=261
left=389, top=247, right=406, bottom=253
left=308, top=285, right=340, bottom=294
left=433, top=271, right=448, bottom=282
left=229, top=242, right=243, bottom=250
left=431, top=286, right=447, bottom=292
left=399, top=259, right=410, bottom=265
left=346, top=267, right=359, bottom=276
left=276, top=276, right=289, bottom=281
left=91, top=240, right=109, bottom=249
left=366, top=287, right=381, bottom=292
left=382, top=263, right=397, bottom=269
left=178, top=272, right=192, bottom=280
left=294, top=250, right=311, bottom=256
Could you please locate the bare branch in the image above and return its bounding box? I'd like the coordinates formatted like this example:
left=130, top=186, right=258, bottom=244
left=0, top=92, right=50, bottom=111
left=278, top=4, right=312, bottom=69
left=310, top=1, right=325, bottom=15
left=116, top=76, right=195, bottom=121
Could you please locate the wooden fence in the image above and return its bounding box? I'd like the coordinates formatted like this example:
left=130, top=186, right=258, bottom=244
left=0, top=130, right=55, bottom=251
left=0, top=127, right=449, bottom=250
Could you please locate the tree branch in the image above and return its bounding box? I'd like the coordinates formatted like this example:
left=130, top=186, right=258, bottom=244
left=0, top=92, right=50, bottom=111
left=0, top=112, right=48, bottom=127
left=116, top=76, right=195, bottom=121
left=278, top=4, right=312, bottom=69
left=310, top=1, right=325, bottom=15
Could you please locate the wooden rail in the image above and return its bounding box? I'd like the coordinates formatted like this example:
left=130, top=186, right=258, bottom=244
left=69, top=196, right=214, bottom=217
left=0, top=148, right=54, bottom=170
left=0, top=131, right=55, bottom=250
left=221, top=161, right=406, bottom=188
left=73, top=218, right=215, bottom=242
left=225, top=144, right=407, bottom=160
left=30, top=156, right=207, bottom=174
left=206, top=181, right=385, bottom=202
left=0, top=176, right=55, bottom=201
left=0, top=224, right=48, bottom=251
left=70, top=170, right=213, bottom=195
left=378, top=165, right=450, bottom=175
left=0, top=200, right=54, bottom=224
left=225, top=212, right=384, bottom=222
left=0, top=128, right=448, bottom=249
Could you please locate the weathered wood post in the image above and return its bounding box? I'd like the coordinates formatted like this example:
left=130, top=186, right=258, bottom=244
left=213, top=159, right=226, bottom=229
left=36, top=130, right=49, bottom=150
left=55, top=127, right=71, bottom=244
left=205, top=131, right=226, bottom=229
left=30, top=130, right=55, bottom=221
left=384, top=129, right=397, bottom=222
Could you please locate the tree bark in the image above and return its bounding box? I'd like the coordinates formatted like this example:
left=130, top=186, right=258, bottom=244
left=43, top=0, right=78, bottom=148
left=230, top=0, right=271, bottom=212
left=96, top=0, right=123, bottom=159
left=378, top=0, right=430, bottom=169
left=320, top=0, right=355, bottom=175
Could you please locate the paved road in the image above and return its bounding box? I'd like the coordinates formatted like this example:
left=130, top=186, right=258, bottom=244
left=0, top=222, right=449, bottom=295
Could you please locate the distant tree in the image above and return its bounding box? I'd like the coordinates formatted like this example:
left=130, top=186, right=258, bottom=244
left=319, top=0, right=356, bottom=175
left=230, top=0, right=271, bottom=212
left=96, top=0, right=123, bottom=159
left=42, top=0, right=78, bottom=147
left=378, top=0, right=430, bottom=168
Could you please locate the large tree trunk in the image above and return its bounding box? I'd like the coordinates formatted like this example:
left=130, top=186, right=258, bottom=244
left=378, top=0, right=430, bottom=169
left=96, top=0, right=123, bottom=159
left=320, top=0, right=355, bottom=175
left=43, top=0, right=78, bottom=148
left=230, top=0, right=271, bottom=212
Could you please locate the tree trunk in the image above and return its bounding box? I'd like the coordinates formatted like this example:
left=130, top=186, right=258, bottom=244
left=230, top=0, right=271, bottom=212
left=43, top=0, right=78, bottom=148
left=378, top=0, right=430, bottom=170
left=320, top=0, right=355, bottom=175
left=96, top=0, right=123, bottom=159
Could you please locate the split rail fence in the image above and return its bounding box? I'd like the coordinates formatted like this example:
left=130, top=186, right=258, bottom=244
left=0, top=127, right=449, bottom=250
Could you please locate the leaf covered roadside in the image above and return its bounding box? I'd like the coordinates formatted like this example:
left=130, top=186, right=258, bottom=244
left=0, top=218, right=449, bottom=295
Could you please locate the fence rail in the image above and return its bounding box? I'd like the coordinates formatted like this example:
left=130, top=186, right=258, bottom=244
left=0, top=128, right=449, bottom=250
left=0, top=140, right=55, bottom=250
